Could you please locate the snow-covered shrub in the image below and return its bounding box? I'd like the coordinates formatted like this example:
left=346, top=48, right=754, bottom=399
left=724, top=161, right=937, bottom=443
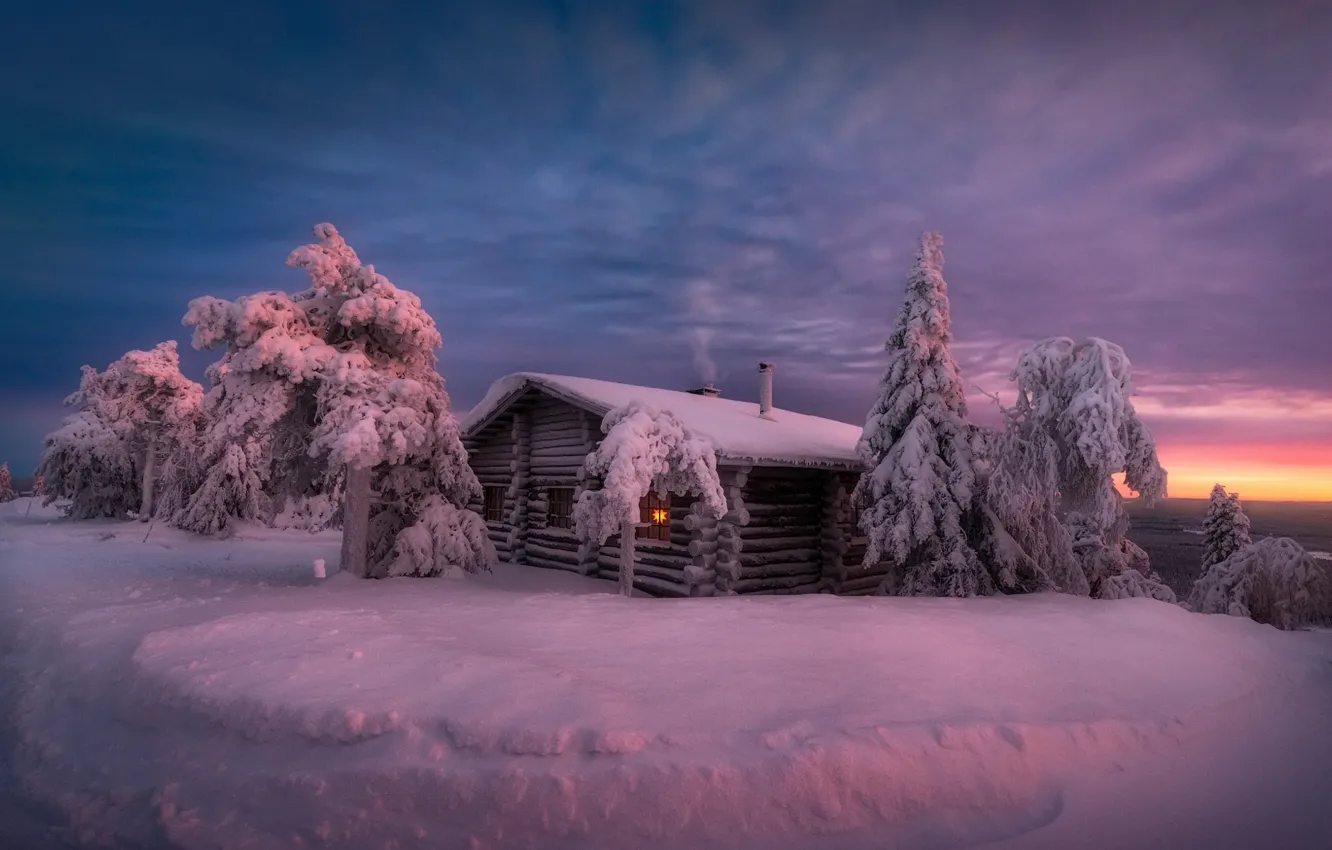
left=575, top=400, right=726, bottom=596
left=983, top=337, right=1172, bottom=600
left=1202, top=484, right=1252, bottom=570
left=1187, top=537, right=1332, bottom=630
left=38, top=342, right=204, bottom=520
left=384, top=496, right=493, bottom=577
left=272, top=493, right=340, bottom=532
left=0, top=463, right=15, bottom=502
left=1098, top=571, right=1179, bottom=603
left=177, top=223, right=492, bottom=578
left=854, top=232, right=993, bottom=597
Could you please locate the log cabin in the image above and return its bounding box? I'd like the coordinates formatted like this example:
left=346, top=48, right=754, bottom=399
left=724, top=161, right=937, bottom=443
left=459, top=364, right=890, bottom=597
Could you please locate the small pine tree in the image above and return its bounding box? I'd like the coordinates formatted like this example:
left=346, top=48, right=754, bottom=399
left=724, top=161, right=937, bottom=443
left=1202, top=484, right=1252, bottom=570
left=854, top=232, right=992, bottom=597
left=31, top=473, right=45, bottom=497
left=0, top=463, right=16, bottom=502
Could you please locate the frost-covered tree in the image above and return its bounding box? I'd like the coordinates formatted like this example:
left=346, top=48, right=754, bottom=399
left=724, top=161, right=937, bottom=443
left=854, top=232, right=992, bottom=597
left=31, top=473, right=45, bottom=497
left=983, top=337, right=1174, bottom=601
left=1201, top=484, right=1252, bottom=570
left=1188, top=537, right=1332, bottom=630
left=0, top=463, right=16, bottom=502
left=177, top=223, right=493, bottom=578
left=38, top=342, right=203, bottom=520
left=575, top=400, right=727, bottom=596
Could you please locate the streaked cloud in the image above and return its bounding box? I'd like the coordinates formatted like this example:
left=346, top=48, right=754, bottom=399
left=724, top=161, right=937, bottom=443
left=1, top=0, right=1329, bottom=494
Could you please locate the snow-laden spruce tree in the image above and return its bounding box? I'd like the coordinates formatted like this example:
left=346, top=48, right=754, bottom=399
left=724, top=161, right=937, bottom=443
left=0, top=463, right=16, bottom=502
left=31, top=473, right=45, bottom=498
left=854, top=232, right=993, bottom=597
left=177, top=223, right=493, bottom=578
left=575, top=400, right=727, bottom=596
left=1187, top=537, right=1332, bottom=629
left=1202, top=484, right=1252, bottom=570
left=38, top=342, right=204, bottom=520
left=984, top=337, right=1175, bottom=601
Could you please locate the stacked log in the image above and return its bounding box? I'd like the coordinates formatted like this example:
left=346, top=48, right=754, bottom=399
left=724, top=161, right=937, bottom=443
left=832, top=470, right=894, bottom=595
left=729, top=469, right=826, bottom=595
left=819, top=473, right=850, bottom=591
left=573, top=410, right=600, bottom=575
left=708, top=465, right=752, bottom=595
left=505, top=410, right=531, bottom=564
left=598, top=504, right=692, bottom=595
left=464, top=421, right=518, bottom=561
left=516, top=398, right=596, bottom=574
left=528, top=398, right=590, bottom=484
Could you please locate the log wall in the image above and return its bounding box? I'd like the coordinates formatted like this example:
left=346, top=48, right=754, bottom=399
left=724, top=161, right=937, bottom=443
left=728, top=467, right=827, bottom=595
left=464, top=387, right=887, bottom=597
left=524, top=397, right=597, bottom=574
left=821, top=471, right=895, bottom=594
left=463, top=412, right=517, bottom=562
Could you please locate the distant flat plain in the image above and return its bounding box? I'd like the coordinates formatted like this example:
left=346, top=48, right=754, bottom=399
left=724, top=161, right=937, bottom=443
left=1126, top=498, right=1332, bottom=597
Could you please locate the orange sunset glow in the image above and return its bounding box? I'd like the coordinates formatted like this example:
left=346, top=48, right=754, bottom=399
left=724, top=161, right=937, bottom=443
left=1117, top=391, right=1332, bottom=501
left=1116, top=442, right=1332, bottom=501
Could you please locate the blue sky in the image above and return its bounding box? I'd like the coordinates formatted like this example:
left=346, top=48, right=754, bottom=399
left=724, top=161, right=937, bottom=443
left=3, top=0, right=1331, bottom=495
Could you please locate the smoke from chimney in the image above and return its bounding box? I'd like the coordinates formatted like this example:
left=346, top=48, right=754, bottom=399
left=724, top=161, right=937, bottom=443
left=758, top=362, right=775, bottom=420
left=687, top=280, right=720, bottom=384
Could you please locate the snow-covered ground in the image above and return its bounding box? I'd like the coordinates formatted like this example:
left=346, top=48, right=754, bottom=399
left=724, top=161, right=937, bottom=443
left=2, top=497, right=1331, bottom=850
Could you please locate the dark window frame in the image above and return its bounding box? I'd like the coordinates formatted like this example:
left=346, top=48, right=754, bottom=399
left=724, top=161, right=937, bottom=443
left=547, top=486, right=575, bottom=530
left=483, top=485, right=506, bottom=523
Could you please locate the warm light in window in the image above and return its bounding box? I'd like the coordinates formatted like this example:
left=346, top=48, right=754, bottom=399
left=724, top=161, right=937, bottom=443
left=651, top=508, right=669, bottom=524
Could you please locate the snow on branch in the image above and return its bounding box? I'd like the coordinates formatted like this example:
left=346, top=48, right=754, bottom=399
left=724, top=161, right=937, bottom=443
left=574, top=400, right=726, bottom=547
left=1187, top=537, right=1332, bottom=629
left=1202, top=484, right=1252, bottom=571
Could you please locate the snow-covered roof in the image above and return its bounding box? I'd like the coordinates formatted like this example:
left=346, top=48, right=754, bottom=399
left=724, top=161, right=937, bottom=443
left=461, top=373, right=865, bottom=470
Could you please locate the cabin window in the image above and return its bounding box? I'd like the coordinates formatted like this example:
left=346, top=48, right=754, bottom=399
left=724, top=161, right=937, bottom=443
left=637, top=492, right=671, bottom=542
left=547, top=487, right=574, bottom=530
left=483, top=485, right=506, bottom=522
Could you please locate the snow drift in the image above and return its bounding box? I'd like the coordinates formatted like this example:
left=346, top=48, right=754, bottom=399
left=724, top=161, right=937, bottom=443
left=3, top=505, right=1331, bottom=849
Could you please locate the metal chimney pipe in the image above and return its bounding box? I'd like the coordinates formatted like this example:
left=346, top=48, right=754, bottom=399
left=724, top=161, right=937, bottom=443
left=758, top=362, right=775, bottom=420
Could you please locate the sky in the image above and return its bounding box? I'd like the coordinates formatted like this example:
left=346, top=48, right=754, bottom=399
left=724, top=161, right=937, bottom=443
left=2, top=0, right=1330, bottom=500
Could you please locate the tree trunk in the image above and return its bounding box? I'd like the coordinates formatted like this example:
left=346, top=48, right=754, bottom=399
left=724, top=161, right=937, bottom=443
left=140, top=438, right=157, bottom=521
left=618, top=520, right=635, bottom=597
left=341, top=465, right=372, bottom=578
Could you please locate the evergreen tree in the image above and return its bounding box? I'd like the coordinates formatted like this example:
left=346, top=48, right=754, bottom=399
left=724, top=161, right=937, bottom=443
left=854, top=232, right=992, bottom=597
left=176, top=223, right=493, bottom=578
left=1202, top=484, right=1252, bottom=570
left=38, top=343, right=203, bottom=519
left=984, top=337, right=1174, bottom=600
left=0, top=463, right=16, bottom=502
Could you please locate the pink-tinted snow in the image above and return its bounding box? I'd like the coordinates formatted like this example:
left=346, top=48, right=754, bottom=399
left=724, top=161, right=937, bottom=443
left=461, top=372, right=865, bottom=468
left=2, top=498, right=1331, bottom=849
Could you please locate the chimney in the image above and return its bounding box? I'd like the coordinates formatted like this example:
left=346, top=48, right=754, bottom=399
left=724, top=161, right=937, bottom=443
left=687, top=383, right=721, bottom=398
left=758, top=362, right=775, bottom=420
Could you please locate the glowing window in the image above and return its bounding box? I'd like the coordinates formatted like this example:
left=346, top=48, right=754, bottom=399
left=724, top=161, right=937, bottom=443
left=637, top=492, right=671, bottom=542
